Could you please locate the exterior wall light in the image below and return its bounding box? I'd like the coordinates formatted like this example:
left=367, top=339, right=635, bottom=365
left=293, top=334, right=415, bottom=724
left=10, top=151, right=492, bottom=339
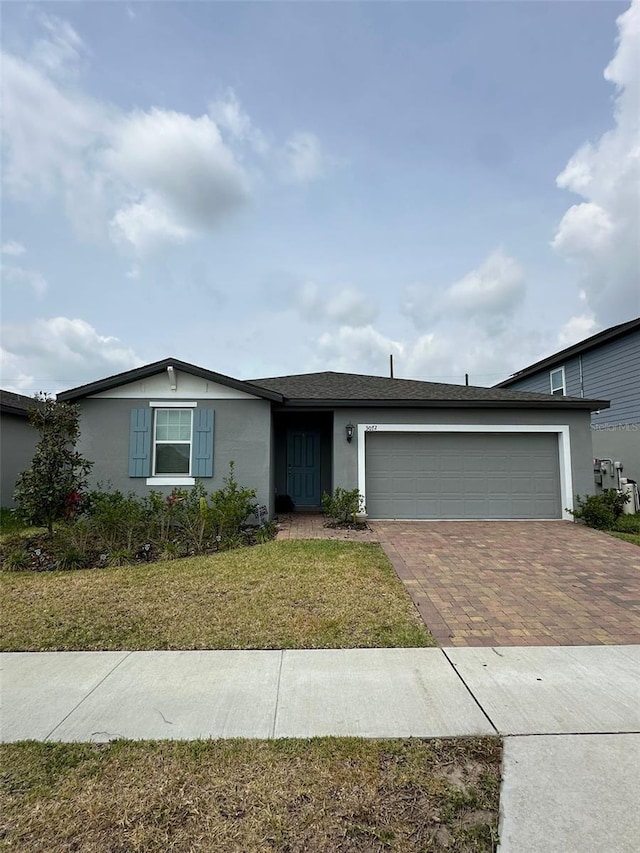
left=345, top=422, right=355, bottom=443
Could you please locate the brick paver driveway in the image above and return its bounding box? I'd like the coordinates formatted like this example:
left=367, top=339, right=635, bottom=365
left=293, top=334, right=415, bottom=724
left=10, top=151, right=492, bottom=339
left=371, top=521, right=640, bottom=647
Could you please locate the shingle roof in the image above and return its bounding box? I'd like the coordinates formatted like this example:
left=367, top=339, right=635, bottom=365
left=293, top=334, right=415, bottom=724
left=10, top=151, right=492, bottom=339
left=0, top=390, right=37, bottom=416
left=495, top=317, right=640, bottom=387
left=54, top=358, right=608, bottom=410
left=250, top=371, right=608, bottom=409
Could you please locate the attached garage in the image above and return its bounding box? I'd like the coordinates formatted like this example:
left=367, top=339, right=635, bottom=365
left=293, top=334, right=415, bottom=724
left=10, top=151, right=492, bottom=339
left=361, top=426, right=568, bottom=520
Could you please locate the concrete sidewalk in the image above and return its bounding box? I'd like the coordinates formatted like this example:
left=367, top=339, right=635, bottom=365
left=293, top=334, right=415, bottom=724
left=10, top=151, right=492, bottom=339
left=2, top=645, right=639, bottom=852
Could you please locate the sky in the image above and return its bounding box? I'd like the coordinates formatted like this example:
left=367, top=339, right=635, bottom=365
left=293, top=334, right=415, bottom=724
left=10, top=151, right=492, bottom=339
left=1, top=0, right=639, bottom=395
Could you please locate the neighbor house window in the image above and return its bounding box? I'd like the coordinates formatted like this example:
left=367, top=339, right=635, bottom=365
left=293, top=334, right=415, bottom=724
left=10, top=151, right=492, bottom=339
left=550, top=367, right=566, bottom=396
left=153, top=409, right=193, bottom=475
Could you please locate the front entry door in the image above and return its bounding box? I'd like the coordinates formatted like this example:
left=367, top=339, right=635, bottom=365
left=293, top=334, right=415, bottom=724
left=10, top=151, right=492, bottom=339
left=287, top=430, right=320, bottom=507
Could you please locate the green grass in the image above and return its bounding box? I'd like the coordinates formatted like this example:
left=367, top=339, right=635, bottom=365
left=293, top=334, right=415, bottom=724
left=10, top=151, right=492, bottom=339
left=609, top=531, right=640, bottom=546
left=0, top=540, right=435, bottom=651
left=0, top=507, right=46, bottom=543
left=0, top=737, right=501, bottom=852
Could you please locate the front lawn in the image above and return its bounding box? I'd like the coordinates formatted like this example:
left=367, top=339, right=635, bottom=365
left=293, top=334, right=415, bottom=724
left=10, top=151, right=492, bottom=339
left=609, top=531, right=640, bottom=546
left=0, top=737, right=501, bottom=852
left=0, top=540, right=435, bottom=651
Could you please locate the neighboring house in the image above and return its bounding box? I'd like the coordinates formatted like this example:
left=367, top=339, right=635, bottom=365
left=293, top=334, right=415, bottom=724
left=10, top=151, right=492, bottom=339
left=495, top=318, right=640, bottom=487
left=58, top=358, right=607, bottom=521
left=0, top=390, right=38, bottom=508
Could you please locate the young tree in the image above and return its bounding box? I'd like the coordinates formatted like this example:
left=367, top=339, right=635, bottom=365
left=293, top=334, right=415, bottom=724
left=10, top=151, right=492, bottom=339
left=13, top=393, right=93, bottom=535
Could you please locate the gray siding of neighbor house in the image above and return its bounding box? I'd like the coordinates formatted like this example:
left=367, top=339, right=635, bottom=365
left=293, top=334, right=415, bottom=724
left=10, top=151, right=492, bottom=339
left=504, top=332, right=639, bottom=422
left=503, top=330, right=640, bottom=482
left=0, top=413, right=38, bottom=508
left=331, top=407, right=595, bottom=507
left=77, top=397, right=273, bottom=512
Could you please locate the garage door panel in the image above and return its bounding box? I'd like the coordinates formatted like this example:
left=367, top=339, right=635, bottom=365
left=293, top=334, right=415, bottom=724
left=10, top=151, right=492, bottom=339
left=415, top=498, right=439, bottom=515
left=365, top=432, right=561, bottom=520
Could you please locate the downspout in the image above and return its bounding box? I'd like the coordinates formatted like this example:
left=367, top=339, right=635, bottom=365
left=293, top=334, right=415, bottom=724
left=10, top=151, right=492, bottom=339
left=578, top=355, right=584, bottom=397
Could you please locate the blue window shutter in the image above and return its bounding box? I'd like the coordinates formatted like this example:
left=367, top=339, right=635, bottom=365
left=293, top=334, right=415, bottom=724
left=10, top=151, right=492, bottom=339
left=192, top=408, right=214, bottom=477
left=129, top=408, right=151, bottom=477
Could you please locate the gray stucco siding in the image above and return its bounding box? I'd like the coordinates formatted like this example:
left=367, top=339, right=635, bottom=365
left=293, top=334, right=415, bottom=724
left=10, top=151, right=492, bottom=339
left=1, top=413, right=38, bottom=508
left=332, top=407, right=595, bottom=509
left=77, top=398, right=273, bottom=511
left=592, top=425, right=640, bottom=484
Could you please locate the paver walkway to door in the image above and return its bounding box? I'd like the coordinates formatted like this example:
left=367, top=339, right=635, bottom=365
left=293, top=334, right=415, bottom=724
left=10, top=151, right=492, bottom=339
left=371, top=521, right=640, bottom=647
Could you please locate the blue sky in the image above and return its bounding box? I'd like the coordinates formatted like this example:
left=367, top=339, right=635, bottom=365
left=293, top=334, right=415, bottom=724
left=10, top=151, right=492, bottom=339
left=1, top=0, right=638, bottom=394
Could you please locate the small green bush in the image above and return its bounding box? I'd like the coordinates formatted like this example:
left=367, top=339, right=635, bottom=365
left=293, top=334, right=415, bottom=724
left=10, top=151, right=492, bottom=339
left=3, top=548, right=31, bottom=572
left=614, top=513, right=640, bottom=534
left=570, top=489, right=629, bottom=530
left=55, top=547, right=89, bottom=571
left=322, top=488, right=366, bottom=526
left=106, top=548, right=134, bottom=567
left=85, top=489, right=146, bottom=552
left=209, top=462, right=258, bottom=548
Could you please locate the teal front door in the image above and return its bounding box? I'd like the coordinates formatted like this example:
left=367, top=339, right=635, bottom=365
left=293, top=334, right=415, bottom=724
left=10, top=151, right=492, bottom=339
left=287, top=430, right=320, bottom=506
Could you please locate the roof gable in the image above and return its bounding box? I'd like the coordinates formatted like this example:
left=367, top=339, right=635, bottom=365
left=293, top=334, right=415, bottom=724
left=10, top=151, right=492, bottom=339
left=57, top=358, right=283, bottom=403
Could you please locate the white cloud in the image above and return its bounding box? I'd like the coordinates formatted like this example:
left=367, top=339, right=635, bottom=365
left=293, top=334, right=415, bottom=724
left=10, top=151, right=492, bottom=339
left=551, top=0, right=640, bottom=326
left=289, top=281, right=377, bottom=327
left=2, top=16, right=332, bottom=268
left=0, top=317, right=142, bottom=393
left=1, top=264, right=47, bottom=298
left=557, top=314, right=599, bottom=348
left=440, top=249, right=525, bottom=318
left=402, top=248, right=525, bottom=335
left=105, top=108, right=251, bottom=239
left=209, top=90, right=267, bottom=153
left=110, top=197, right=193, bottom=254
left=326, top=289, right=377, bottom=326
left=1, top=52, right=109, bottom=198
left=552, top=202, right=614, bottom=256
left=1, top=241, right=26, bottom=257
left=31, top=14, right=86, bottom=75
left=314, top=325, right=403, bottom=374
left=283, top=132, right=330, bottom=183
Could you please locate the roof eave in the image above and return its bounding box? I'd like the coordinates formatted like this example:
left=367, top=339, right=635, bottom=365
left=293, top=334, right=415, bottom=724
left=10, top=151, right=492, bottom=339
left=495, top=318, right=640, bottom=387
left=0, top=405, right=30, bottom=417
left=280, top=397, right=610, bottom=410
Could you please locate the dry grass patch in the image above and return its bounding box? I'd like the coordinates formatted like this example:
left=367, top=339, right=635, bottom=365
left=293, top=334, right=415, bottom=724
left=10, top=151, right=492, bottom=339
left=0, top=540, right=434, bottom=650
left=1, top=737, right=501, bottom=852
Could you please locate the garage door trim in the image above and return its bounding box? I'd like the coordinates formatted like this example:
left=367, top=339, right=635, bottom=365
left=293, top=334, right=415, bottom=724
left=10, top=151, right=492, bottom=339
left=357, top=423, right=573, bottom=520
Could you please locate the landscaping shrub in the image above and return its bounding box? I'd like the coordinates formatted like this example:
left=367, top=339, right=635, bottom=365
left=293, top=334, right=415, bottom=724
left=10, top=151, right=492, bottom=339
left=13, top=394, right=93, bottom=535
left=209, top=462, right=258, bottom=546
left=85, top=489, right=146, bottom=552
left=55, top=547, right=90, bottom=571
left=322, top=487, right=366, bottom=526
left=1, top=462, right=268, bottom=572
left=614, top=513, right=640, bottom=534
left=570, top=489, right=629, bottom=530
left=2, top=547, right=31, bottom=572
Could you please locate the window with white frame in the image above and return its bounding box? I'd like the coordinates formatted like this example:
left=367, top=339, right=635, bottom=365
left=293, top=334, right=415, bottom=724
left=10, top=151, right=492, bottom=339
left=153, top=409, right=193, bottom=475
left=550, top=367, right=566, bottom=396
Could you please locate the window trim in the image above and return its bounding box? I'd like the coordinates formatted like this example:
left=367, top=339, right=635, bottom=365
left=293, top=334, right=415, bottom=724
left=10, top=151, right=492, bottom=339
left=550, top=367, right=566, bottom=396
left=151, top=404, right=195, bottom=479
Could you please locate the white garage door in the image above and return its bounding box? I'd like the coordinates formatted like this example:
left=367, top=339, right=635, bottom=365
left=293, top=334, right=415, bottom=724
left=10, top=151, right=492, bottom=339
left=365, top=432, right=562, bottom=519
